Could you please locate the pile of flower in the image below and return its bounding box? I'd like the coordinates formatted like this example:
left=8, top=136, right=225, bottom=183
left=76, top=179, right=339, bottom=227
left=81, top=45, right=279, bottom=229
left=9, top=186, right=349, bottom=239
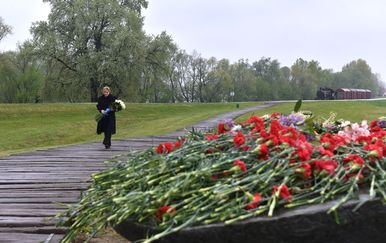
left=61, top=111, right=386, bottom=243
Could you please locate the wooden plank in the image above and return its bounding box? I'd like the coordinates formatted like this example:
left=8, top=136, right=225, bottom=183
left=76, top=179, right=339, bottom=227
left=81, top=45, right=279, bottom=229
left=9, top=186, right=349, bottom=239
left=0, top=216, right=58, bottom=227
left=0, top=161, right=107, bottom=164
left=0, top=173, right=99, bottom=179
left=0, top=165, right=107, bottom=170
left=0, top=166, right=103, bottom=171
left=0, top=233, right=64, bottom=243
left=0, top=156, right=110, bottom=160
left=0, top=197, right=79, bottom=203
left=0, top=158, right=107, bottom=161
left=0, top=167, right=107, bottom=172
left=0, top=204, right=68, bottom=210
left=1, top=155, right=116, bottom=159
left=0, top=167, right=104, bottom=171
left=0, top=179, right=92, bottom=183
left=0, top=191, right=80, bottom=198
left=0, top=162, right=108, bottom=166
left=0, top=161, right=109, bottom=165
left=0, top=159, right=109, bottom=162
left=0, top=178, right=92, bottom=182
left=8, top=149, right=118, bottom=154
left=0, top=183, right=90, bottom=190
left=1, top=159, right=108, bottom=163
left=0, top=189, right=82, bottom=194
left=4, top=153, right=118, bottom=158
left=0, top=171, right=100, bottom=175
left=0, top=226, right=67, bottom=234
left=0, top=208, right=65, bottom=217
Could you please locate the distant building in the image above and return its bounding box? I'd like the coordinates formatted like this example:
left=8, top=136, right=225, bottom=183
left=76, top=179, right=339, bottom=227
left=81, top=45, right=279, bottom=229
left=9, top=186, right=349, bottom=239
left=336, top=88, right=371, bottom=99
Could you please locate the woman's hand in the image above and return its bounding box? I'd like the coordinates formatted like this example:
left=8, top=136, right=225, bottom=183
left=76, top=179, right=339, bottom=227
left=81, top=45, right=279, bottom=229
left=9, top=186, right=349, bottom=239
left=101, top=109, right=110, bottom=115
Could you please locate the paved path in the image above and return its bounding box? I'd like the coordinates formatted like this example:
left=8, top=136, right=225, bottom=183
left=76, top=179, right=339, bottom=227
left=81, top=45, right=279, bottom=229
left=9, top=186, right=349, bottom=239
left=0, top=103, right=273, bottom=243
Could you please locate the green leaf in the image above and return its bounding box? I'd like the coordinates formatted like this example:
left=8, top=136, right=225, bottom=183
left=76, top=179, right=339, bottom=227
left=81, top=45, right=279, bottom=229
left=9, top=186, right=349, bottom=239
left=294, top=99, right=302, bottom=112
left=304, top=116, right=315, bottom=133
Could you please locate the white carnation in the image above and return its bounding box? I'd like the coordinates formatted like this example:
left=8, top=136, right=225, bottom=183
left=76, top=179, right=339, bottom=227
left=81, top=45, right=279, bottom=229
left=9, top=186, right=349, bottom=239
left=231, top=125, right=242, bottom=132
left=116, top=99, right=126, bottom=109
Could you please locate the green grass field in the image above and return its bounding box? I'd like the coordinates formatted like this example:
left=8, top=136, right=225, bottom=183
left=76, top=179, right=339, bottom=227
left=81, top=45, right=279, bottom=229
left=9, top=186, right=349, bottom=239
left=237, top=100, right=386, bottom=123
left=0, top=102, right=258, bottom=156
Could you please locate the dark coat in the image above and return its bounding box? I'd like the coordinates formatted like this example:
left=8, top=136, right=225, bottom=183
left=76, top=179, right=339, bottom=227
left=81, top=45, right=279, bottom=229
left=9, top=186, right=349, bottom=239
left=96, top=94, right=116, bottom=135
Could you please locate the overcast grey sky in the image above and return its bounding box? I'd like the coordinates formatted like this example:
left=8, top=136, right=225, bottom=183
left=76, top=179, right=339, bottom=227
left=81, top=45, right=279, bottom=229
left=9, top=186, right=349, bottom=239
left=0, top=0, right=385, bottom=81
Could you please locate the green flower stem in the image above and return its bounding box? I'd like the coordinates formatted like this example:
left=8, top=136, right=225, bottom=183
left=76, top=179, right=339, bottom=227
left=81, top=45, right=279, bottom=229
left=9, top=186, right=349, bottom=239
left=143, top=214, right=198, bottom=243
left=224, top=205, right=269, bottom=225
left=327, top=168, right=363, bottom=214
left=375, top=182, right=386, bottom=202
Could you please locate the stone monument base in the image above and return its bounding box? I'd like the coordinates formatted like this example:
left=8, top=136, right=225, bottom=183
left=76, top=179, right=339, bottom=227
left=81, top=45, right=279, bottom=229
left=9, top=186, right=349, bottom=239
left=114, top=195, right=386, bottom=243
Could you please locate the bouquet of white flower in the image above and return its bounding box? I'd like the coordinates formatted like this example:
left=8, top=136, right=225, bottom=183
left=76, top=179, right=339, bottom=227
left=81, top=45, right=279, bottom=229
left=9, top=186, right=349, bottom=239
left=111, top=99, right=126, bottom=111
left=95, top=99, right=126, bottom=122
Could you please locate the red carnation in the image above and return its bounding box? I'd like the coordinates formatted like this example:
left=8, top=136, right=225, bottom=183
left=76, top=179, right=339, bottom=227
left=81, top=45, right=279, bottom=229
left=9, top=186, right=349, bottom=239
left=296, top=142, right=314, bottom=161
left=370, top=120, right=378, bottom=129
left=314, top=160, right=338, bottom=175
left=356, top=135, right=371, bottom=145
left=242, top=146, right=251, bottom=152
left=156, top=142, right=174, bottom=154
left=156, top=205, right=176, bottom=220
left=377, top=139, right=386, bottom=157
left=279, top=127, right=300, bottom=147
left=245, top=192, right=262, bottom=210
left=364, top=144, right=383, bottom=159
left=206, top=149, right=215, bottom=154
left=367, top=128, right=386, bottom=141
left=343, top=154, right=364, bottom=170
left=233, top=131, right=246, bottom=147
left=156, top=144, right=163, bottom=154
left=252, top=143, right=269, bottom=160
left=174, top=139, right=184, bottom=149
left=272, top=184, right=292, bottom=201
left=296, top=162, right=312, bottom=179
left=345, top=172, right=365, bottom=183
left=318, top=147, right=334, bottom=157
left=206, top=134, right=219, bottom=141
left=243, top=115, right=264, bottom=126
left=270, top=119, right=283, bottom=137
left=320, top=133, right=347, bottom=152
left=233, top=159, right=247, bottom=172
left=218, top=123, right=227, bottom=134
left=261, top=133, right=279, bottom=147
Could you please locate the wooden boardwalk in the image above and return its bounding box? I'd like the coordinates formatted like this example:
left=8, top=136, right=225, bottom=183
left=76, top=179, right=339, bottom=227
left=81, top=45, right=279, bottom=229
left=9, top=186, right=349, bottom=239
left=0, top=104, right=272, bottom=243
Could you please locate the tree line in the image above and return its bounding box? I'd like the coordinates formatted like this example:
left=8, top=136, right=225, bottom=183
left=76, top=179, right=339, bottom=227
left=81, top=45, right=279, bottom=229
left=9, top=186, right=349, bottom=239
left=0, top=0, right=384, bottom=103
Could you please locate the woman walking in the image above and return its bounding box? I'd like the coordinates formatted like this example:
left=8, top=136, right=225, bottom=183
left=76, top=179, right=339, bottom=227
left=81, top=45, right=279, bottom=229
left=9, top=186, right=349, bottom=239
left=96, top=86, right=116, bottom=149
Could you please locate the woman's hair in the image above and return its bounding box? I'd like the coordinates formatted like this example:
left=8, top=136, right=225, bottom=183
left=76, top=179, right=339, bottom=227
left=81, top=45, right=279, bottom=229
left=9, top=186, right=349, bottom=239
left=102, top=86, right=111, bottom=92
